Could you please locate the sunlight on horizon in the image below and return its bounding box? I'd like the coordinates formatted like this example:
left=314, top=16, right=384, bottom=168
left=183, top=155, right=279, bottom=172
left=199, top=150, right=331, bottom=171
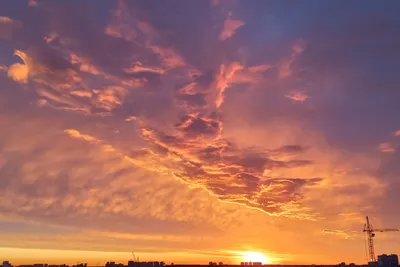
left=239, top=252, right=270, bottom=264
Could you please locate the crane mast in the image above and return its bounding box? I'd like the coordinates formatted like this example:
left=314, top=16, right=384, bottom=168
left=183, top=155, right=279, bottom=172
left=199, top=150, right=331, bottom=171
left=364, top=216, right=375, bottom=262
left=363, top=216, right=399, bottom=263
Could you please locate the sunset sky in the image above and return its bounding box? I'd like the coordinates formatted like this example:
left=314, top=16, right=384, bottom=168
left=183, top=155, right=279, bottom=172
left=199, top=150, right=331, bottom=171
left=1, top=0, right=400, bottom=265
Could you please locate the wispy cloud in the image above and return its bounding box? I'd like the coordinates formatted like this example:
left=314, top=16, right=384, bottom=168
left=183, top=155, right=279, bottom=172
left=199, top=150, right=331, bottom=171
left=219, top=18, right=245, bottom=41
left=278, top=39, right=307, bottom=79
left=150, top=46, right=186, bottom=69
left=0, top=65, right=8, bottom=72
left=322, top=229, right=358, bottom=239
left=125, top=116, right=137, bottom=122
left=0, top=16, right=21, bottom=39
left=285, top=91, right=309, bottom=103
left=378, top=143, right=396, bottom=153
left=0, top=16, right=14, bottom=24
left=28, top=0, right=38, bottom=7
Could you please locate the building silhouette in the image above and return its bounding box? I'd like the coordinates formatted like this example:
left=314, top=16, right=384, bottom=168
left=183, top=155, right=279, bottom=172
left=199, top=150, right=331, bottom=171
left=377, top=254, right=399, bottom=267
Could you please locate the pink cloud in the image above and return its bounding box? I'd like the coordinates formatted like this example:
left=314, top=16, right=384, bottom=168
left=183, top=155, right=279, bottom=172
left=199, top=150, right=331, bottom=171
left=125, top=116, right=137, bottom=122
left=104, top=24, right=136, bottom=42
left=219, top=18, right=245, bottom=41
left=211, top=0, right=220, bottom=6
left=0, top=16, right=21, bottom=39
left=28, top=0, right=38, bottom=7
left=211, top=63, right=270, bottom=108
left=285, top=91, right=309, bottom=103
left=278, top=39, right=307, bottom=79
left=215, top=62, right=243, bottom=107
left=0, top=65, right=8, bottom=72
left=124, top=62, right=166, bottom=75
left=378, top=143, right=396, bottom=153
left=394, top=130, right=400, bottom=137
left=44, top=33, right=57, bottom=44
left=150, top=45, right=186, bottom=69
left=0, top=16, right=13, bottom=24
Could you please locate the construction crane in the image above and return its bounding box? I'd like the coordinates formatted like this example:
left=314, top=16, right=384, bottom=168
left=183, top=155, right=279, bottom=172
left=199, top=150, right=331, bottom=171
left=363, top=216, right=399, bottom=263
left=132, top=252, right=139, bottom=262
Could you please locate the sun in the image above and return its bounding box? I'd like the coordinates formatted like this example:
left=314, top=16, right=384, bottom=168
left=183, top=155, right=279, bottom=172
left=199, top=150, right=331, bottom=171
left=241, top=251, right=269, bottom=264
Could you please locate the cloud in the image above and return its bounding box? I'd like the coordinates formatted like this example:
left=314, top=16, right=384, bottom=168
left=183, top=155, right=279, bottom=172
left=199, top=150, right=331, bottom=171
left=124, top=62, right=166, bottom=75
left=215, top=62, right=243, bottom=107
left=0, top=114, right=253, bottom=241
left=2, top=2, right=399, bottom=263
left=92, top=87, right=127, bottom=112
left=378, top=143, right=396, bottom=153
left=7, top=63, right=29, bottom=83
left=0, top=16, right=13, bottom=24
left=394, top=130, right=400, bottom=137
left=0, top=16, right=21, bottom=39
left=7, top=50, right=30, bottom=83
left=285, top=91, right=309, bottom=103
left=28, top=0, right=38, bottom=7
left=219, top=18, right=245, bottom=41
left=0, top=1, right=387, bottom=226
left=125, top=116, right=137, bottom=122
left=104, top=24, right=136, bottom=42
left=64, top=129, right=102, bottom=144
left=211, top=62, right=271, bottom=108
left=278, top=39, right=307, bottom=79
left=70, top=90, right=93, bottom=98
left=135, top=76, right=322, bottom=218
left=150, top=46, right=186, bottom=69
left=322, top=229, right=357, bottom=239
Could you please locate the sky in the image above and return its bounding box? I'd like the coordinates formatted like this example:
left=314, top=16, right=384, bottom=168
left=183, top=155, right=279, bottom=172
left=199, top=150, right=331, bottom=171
left=1, top=0, right=400, bottom=265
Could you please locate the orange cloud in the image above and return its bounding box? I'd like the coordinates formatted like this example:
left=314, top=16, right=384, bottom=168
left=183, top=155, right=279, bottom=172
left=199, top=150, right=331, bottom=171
left=64, top=129, right=101, bottom=144
left=124, top=62, right=166, bottom=75
left=92, top=86, right=127, bottom=111
left=5, top=44, right=147, bottom=114
left=322, top=229, right=357, bottom=240
left=137, top=109, right=324, bottom=218
left=70, top=90, right=93, bottom=98
left=219, top=18, right=245, bottom=41
left=7, top=50, right=30, bottom=84
left=37, top=88, right=89, bottom=111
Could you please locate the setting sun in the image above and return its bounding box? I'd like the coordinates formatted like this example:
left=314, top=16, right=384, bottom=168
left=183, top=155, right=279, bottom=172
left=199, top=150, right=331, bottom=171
left=241, top=252, right=269, bottom=264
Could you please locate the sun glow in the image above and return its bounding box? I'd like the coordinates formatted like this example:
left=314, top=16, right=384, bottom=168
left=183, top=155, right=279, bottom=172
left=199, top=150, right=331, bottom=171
left=241, top=251, right=269, bottom=264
